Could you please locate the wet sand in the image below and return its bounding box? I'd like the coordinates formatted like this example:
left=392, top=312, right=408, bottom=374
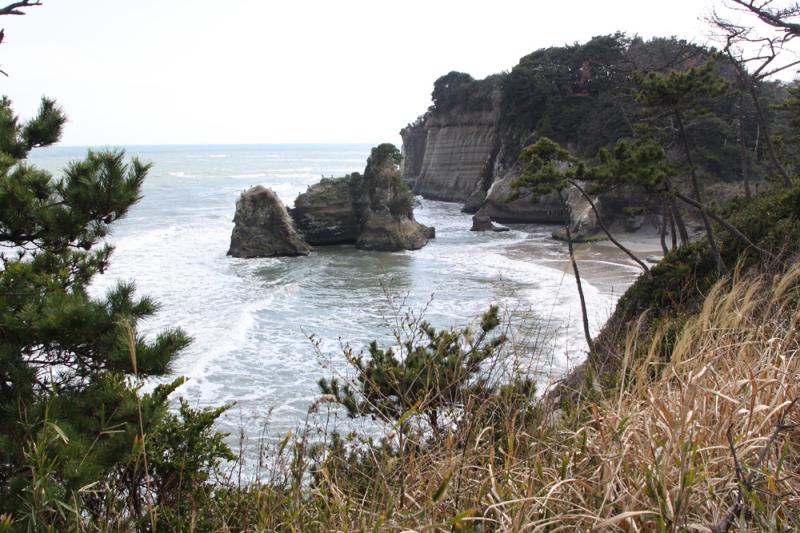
left=503, top=228, right=663, bottom=301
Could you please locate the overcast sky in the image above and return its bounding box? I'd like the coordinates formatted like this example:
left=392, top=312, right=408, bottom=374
left=0, top=0, right=729, bottom=146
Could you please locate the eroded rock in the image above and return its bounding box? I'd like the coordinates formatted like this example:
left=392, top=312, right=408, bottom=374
left=292, top=144, right=434, bottom=252
left=228, top=186, right=311, bottom=258
left=471, top=206, right=510, bottom=232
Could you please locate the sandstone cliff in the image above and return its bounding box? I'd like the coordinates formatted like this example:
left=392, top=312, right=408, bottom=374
left=399, top=73, right=573, bottom=228
left=399, top=36, right=763, bottom=238
left=400, top=74, right=502, bottom=205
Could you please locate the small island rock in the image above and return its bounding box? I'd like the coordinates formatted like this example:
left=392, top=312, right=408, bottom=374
left=227, top=186, right=311, bottom=258
left=471, top=206, right=510, bottom=232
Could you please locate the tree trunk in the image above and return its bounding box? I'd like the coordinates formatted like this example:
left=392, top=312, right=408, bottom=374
left=747, top=84, right=792, bottom=187
left=558, top=190, right=593, bottom=352
left=669, top=192, right=689, bottom=245
left=568, top=179, right=649, bottom=272
left=660, top=200, right=669, bottom=256
left=675, top=110, right=729, bottom=276
left=668, top=199, right=678, bottom=250
left=737, top=97, right=753, bottom=198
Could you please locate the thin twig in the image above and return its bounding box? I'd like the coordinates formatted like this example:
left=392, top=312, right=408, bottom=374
left=711, top=398, right=798, bottom=533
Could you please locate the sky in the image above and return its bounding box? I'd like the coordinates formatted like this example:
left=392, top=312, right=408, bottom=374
left=0, top=0, right=735, bottom=146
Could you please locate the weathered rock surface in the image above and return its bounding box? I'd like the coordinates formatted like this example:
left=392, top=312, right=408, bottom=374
left=483, top=176, right=567, bottom=224
left=398, top=66, right=668, bottom=235
left=471, top=206, right=510, bottom=232
left=291, top=177, right=362, bottom=245
left=462, top=180, right=488, bottom=214
left=228, top=186, right=311, bottom=258
left=400, top=77, right=502, bottom=204
left=358, top=211, right=433, bottom=250
left=291, top=144, right=434, bottom=252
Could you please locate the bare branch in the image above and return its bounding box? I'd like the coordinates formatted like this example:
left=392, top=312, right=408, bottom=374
left=711, top=398, right=798, bottom=533
left=0, top=1, right=42, bottom=16
left=728, top=0, right=800, bottom=37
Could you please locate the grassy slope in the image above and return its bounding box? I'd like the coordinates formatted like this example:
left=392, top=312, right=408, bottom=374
left=176, top=186, right=800, bottom=532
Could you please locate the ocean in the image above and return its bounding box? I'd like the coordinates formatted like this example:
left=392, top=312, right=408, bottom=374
left=27, top=143, right=638, bottom=458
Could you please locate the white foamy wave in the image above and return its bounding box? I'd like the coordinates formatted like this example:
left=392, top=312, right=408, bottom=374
left=168, top=171, right=200, bottom=178
left=229, top=172, right=268, bottom=179
left=274, top=172, right=314, bottom=179
left=207, top=154, right=228, bottom=158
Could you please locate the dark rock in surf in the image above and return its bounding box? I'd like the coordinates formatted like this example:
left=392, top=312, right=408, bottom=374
left=227, top=186, right=311, bottom=258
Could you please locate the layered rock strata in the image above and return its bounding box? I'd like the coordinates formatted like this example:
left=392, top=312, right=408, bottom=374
left=400, top=77, right=502, bottom=204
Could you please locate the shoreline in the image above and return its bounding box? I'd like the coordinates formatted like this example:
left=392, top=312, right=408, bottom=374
left=503, top=226, right=662, bottom=299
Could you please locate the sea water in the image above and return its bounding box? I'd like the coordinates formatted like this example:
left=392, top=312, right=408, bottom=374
left=27, top=144, right=639, bottom=457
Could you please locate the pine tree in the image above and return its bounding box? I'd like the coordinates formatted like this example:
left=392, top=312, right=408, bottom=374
left=512, top=138, right=595, bottom=351
left=634, top=61, right=731, bottom=275
left=0, top=96, right=208, bottom=525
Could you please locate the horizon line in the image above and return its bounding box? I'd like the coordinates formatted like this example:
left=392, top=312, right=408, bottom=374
left=40, top=141, right=380, bottom=149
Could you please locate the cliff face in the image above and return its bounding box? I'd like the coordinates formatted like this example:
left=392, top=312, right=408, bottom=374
left=400, top=76, right=502, bottom=204
left=399, top=36, right=761, bottom=232
left=410, top=118, right=499, bottom=203
left=399, top=122, right=426, bottom=190
left=399, top=74, right=570, bottom=224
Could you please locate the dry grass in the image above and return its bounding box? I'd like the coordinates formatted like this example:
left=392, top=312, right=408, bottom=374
left=263, top=262, right=800, bottom=532
left=46, top=262, right=799, bottom=532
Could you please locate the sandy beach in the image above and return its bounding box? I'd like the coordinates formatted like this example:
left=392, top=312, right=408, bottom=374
left=503, top=227, right=664, bottom=300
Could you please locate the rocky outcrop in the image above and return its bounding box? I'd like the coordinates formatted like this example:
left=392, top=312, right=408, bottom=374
left=228, top=186, right=311, bottom=258
left=482, top=177, right=567, bottom=224
left=291, top=144, right=434, bottom=252
left=398, top=39, right=734, bottom=235
left=413, top=121, right=499, bottom=202
left=291, top=177, right=362, bottom=245
left=358, top=211, right=433, bottom=250
left=399, top=120, right=427, bottom=190
left=471, top=206, right=509, bottom=232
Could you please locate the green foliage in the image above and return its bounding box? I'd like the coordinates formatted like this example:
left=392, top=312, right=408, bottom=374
left=0, top=96, right=233, bottom=528
left=585, top=129, right=674, bottom=191
left=634, top=60, right=728, bottom=112
left=429, top=71, right=497, bottom=114
left=591, top=182, right=800, bottom=387
left=319, top=306, right=506, bottom=432
left=773, top=82, right=800, bottom=173
left=500, top=33, right=635, bottom=157
left=512, top=137, right=575, bottom=196
left=365, top=142, right=402, bottom=173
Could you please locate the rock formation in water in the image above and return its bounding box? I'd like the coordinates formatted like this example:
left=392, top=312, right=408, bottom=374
left=291, top=177, right=362, bottom=245
left=470, top=206, right=509, bottom=232
left=400, top=72, right=578, bottom=229
left=228, top=186, right=312, bottom=258
left=291, top=144, right=434, bottom=252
